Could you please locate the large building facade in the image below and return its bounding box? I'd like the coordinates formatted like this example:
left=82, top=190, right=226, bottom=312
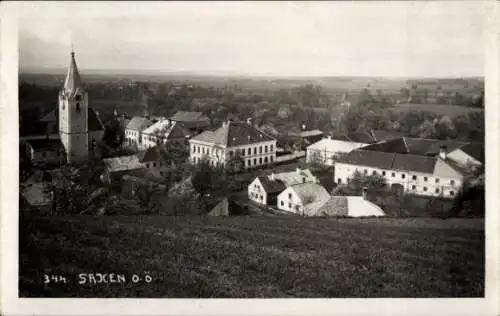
left=189, top=120, right=277, bottom=169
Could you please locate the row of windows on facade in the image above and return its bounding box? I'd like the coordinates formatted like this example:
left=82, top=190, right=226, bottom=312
left=191, top=144, right=274, bottom=157
left=250, top=192, right=264, bottom=201
left=280, top=200, right=297, bottom=210
left=336, top=177, right=455, bottom=196
left=346, top=168, right=456, bottom=186
left=192, top=155, right=274, bottom=166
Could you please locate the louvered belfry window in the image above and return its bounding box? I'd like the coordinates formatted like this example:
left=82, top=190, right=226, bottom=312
left=75, top=94, right=81, bottom=112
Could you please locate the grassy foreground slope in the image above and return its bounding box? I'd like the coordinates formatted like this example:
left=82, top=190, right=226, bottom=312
left=19, top=215, right=484, bottom=298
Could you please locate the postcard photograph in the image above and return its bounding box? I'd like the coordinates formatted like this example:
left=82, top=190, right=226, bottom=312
left=3, top=0, right=497, bottom=309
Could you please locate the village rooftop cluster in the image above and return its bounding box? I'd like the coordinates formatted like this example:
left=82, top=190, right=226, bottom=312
left=19, top=51, right=484, bottom=217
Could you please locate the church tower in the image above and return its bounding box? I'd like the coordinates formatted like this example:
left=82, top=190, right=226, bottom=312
left=59, top=51, right=89, bottom=164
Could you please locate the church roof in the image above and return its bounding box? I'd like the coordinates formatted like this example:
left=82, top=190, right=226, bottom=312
left=36, top=107, right=104, bottom=132
left=63, top=52, right=84, bottom=95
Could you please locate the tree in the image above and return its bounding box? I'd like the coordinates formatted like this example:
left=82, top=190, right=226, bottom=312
left=307, top=150, right=326, bottom=169
left=419, top=119, right=436, bottom=138
left=332, top=171, right=387, bottom=196
left=103, top=116, right=125, bottom=149
left=226, top=152, right=245, bottom=174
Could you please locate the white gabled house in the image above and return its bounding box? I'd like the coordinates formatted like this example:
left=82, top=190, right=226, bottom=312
left=248, top=176, right=286, bottom=206
left=247, top=168, right=317, bottom=206
left=306, top=134, right=371, bottom=166
left=277, top=182, right=330, bottom=215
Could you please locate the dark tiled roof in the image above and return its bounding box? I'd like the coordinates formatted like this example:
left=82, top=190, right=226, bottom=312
left=339, top=149, right=440, bottom=174
left=361, top=138, right=409, bottom=154
left=26, top=139, right=64, bottom=151
left=405, top=138, right=467, bottom=156
left=370, top=129, right=405, bottom=142
left=258, top=176, right=286, bottom=194
left=137, top=146, right=169, bottom=164
left=392, top=154, right=437, bottom=174
left=169, top=111, right=209, bottom=123
left=337, top=150, right=396, bottom=169
left=332, top=132, right=374, bottom=144
left=362, top=137, right=467, bottom=156
left=191, top=121, right=275, bottom=147
left=456, top=142, right=484, bottom=163
left=34, top=107, right=104, bottom=132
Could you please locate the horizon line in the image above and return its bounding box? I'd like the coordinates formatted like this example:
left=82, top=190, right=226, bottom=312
left=19, top=66, right=485, bottom=80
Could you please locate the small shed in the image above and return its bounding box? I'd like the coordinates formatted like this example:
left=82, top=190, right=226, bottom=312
left=208, top=198, right=249, bottom=216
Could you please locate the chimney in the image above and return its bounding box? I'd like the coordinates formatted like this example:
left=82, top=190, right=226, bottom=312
left=362, top=187, right=368, bottom=200
left=270, top=173, right=275, bottom=181
left=439, top=145, right=447, bottom=160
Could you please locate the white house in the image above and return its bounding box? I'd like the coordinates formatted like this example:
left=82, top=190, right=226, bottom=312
left=306, top=135, right=369, bottom=166
left=277, top=182, right=330, bottom=215
left=247, top=168, right=317, bottom=206
left=124, top=116, right=153, bottom=149
left=189, top=120, right=277, bottom=169
left=101, top=155, right=144, bottom=184
left=169, top=111, right=211, bottom=134
left=139, top=119, right=190, bottom=150
left=248, top=176, right=286, bottom=206
left=334, top=147, right=465, bottom=198
left=136, top=145, right=171, bottom=177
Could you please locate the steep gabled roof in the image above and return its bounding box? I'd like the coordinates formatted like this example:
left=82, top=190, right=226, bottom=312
left=457, top=142, right=485, bottom=163
left=337, top=150, right=396, bottom=170
left=136, top=146, right=167, bottom=164
left=269, top=168, right=315, bottom=187
left=63, top=52, right=84, bottom=96
left=287, top=182, right=330, bottom=205
left=142, top=120, right=191, bottom=140
left=103, top=155, right=143, bottom=172
left=370, top=129, right=405, bottom=142
left=257, top=176, right=286, bottom=194
left=126, top=116, right=153, bottom=131
left=36, top=107, right=104, bottom=132
left=26, top=139, right=64, bottom=151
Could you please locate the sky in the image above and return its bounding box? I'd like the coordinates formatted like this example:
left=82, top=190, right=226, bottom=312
left=17, top=1, right=489, bottom=78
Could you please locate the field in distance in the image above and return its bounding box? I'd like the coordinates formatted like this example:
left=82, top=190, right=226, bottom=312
left=19, top=215, right=484, bottom=298
left=388, top=103, right=483, bottom=117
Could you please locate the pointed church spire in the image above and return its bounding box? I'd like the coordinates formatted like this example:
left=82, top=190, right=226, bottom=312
left=63, top=50, right=84, bottom=95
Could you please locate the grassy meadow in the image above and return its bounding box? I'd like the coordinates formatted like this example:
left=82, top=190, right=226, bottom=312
left=19, top=214, right=484, bottom=298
